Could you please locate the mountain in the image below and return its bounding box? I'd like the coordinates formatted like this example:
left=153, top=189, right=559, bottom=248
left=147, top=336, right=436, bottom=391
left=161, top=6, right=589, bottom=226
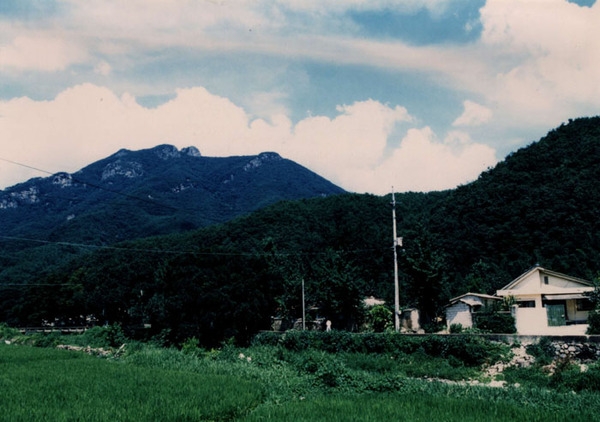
left=0, top=144, right=345, bottom=284
left=3, top=117, right=600, bottom=343
left=0, top=144, right=344, bottom=240
left=430, top=116, right=600, bottom=285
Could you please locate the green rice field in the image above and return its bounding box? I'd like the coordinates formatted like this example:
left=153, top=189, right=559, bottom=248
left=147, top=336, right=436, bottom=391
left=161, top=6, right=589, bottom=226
left=1, top=332, right=600, bottom=421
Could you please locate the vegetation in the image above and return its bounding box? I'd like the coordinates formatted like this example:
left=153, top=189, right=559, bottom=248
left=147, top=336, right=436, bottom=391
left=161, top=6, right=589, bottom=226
left=473, top=312, right=516, bottom=334
left=0, top=344, right=264, bottom=421
left=1, top=328, right=600, bottom=421
left=3, top=117, right=600, bottom=346
left=586, top=283, right=600, bottom=334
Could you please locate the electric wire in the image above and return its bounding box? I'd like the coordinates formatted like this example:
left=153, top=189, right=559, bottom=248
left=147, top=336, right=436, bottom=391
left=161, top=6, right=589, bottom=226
left=0, top=156, right=384, bottom=258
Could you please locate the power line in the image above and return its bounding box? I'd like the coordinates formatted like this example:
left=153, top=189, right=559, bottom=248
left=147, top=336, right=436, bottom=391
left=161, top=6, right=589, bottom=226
left=0, top=157, right=387, bottom=258
left=0, top=156, right=201, bottom=216
left=0, top=234, right=385, bottom=258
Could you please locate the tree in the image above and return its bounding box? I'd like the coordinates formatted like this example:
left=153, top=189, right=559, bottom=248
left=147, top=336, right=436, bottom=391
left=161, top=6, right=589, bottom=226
left=366, top=305, right=392, bottom=332
left=402, top=222, right=450, bottom=327
left=307, top=249, right=364, bottom=331
left=586, top=279, right=600, bottom=335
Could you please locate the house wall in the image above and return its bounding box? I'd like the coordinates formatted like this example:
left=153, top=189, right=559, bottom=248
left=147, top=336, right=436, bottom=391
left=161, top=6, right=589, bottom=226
left=512, top=306, right=549, bottom=334
left=446, top=302, right=473, bottom=329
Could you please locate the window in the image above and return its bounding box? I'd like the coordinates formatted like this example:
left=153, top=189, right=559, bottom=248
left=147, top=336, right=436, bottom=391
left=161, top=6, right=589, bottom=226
left=576, top=299, right=594, bottom=311
left=544, top=276, right=549, bottom=285
left=517, top=300, right=536, bottom=308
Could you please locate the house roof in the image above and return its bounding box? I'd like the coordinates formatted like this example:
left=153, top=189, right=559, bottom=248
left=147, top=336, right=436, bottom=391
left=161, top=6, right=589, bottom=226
left=363, top=296, right=385, bottom=307
left=496, top=266, right=594, bottom=298
left=447, top=292, right=501, bottom=307
left=499, top=266, right=593, bottom=291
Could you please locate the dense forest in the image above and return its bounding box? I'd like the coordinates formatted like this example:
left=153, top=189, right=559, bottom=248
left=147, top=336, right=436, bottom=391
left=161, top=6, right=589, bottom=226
left=2, top=117, right=600, bottom=346
left=0, top=145, right=344, bottom=288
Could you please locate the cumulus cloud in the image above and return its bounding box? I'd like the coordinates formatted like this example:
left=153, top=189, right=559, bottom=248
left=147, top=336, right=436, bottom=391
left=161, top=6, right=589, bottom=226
left=479, top=0, right=600, bottom=126
left=362, top=127, right=496, bottom=193
left=453, top=100, right=493, bottom=127
left=0, top=84, right=496, bottom=194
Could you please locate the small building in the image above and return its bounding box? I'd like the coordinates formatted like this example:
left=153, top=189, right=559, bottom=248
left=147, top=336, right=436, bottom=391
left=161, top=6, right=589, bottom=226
left=496, top=266, right=595, bottom=335
left=445, top=293, right=502, bottom=330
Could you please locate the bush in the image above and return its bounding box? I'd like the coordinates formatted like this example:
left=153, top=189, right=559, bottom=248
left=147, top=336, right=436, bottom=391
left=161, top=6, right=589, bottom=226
left=252, top=331, right=508, bottom=368
left=473, top=312, right=516, bottom=333
left=77, top=324, right=127, bottom=348
left=0, top=323, right=20, bottom=340
left=587, top=309, right=600, bottom=334
left=251, top=331, right=281, bottom=347
left=449, top=323, right=463, bottom=333
left=181, top=337, right=201, bottom=356
left=526, top=337, right=555, bottom=365
left=558, top=365, right=600, bottom=392
left=503, top=365, right=550, bottom=389
left=291, top=350, right=348, bottom=388
left=366, top=305, right=392, bottom=332
left=30, top=332, right=63, bottom=348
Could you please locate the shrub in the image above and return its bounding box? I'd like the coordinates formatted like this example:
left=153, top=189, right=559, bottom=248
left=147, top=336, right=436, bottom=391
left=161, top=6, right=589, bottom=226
left=473, top=312, right=516, bottom=333
left=30, top=332, right=63, bottom=348
left=181, top=337, right=201, bottom=356
left=366, top=305, right=392, bottom=332
left=503, top=365, right=550, bottom=389
left=449, top=323, right=463, bottom=333
left=0, top=323, right=20, bottom=340
left=291, top=350, right=347, bottom=388
left=587, top=309, right=600, bottom=335
left=527, top=337, right=555, bottom=365
left=558, top=365, right=600, bottom=392
left=74, top=325, right=127, bottom=348
left=251, top=331, right=281, bottom=347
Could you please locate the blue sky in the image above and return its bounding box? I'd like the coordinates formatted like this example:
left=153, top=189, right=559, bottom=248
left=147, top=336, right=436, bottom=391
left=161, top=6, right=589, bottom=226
left=1, top=0, right=599, bottom=194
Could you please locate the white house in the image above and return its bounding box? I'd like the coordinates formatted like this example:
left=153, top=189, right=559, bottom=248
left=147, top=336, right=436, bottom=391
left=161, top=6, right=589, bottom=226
left=496, top=266, right=595, bottom=335
left=445, top=293, right=502, bottom=330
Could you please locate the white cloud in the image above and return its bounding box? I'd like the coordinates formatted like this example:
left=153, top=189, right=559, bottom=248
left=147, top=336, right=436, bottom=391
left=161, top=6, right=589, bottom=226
left=359, top=127, right=496, bottom=193
left=478, top=0, right=600, bottom=127
left=0, top=84, right=496, bottom=195
left=453, top=100, right=493, bottom=127
left=0, top=35, right=86, bottom=72
left=94, top=60, right=112, bottom=76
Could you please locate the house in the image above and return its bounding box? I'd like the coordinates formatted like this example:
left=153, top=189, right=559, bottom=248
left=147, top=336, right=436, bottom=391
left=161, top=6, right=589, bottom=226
left=496, top=266, right=595, bottom=335
left=445, top=293, right=502, bottom=330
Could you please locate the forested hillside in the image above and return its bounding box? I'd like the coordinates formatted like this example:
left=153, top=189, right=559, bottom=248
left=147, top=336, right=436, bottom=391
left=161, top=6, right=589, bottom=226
left=0, top=145, right=344, bottom=287
left=2, top=117, right=600, bottom=347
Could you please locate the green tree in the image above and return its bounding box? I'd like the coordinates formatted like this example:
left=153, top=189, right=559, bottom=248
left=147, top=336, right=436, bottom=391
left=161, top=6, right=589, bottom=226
left=402, top=223, right=450, bottom=326
left=586, top=279, right=600, bottom=335
left=366, top=305, right=392, bottom=332
left=308, top=249, right=364, bottom=331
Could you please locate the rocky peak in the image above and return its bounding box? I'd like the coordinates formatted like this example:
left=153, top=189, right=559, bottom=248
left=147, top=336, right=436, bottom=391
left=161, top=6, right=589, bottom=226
left=244, top=152, right=282, bottom=171
left=52, top=172, right=73, bottom=188
left=154, top=144, right=181, bottom=160
left=182, top=146, right=201, bottom=157
left=101, top=160, right=144, bottom=181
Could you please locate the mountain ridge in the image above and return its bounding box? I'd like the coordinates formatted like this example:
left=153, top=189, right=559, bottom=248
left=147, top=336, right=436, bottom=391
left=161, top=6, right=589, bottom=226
left=0, top=144, right=345, bottom=241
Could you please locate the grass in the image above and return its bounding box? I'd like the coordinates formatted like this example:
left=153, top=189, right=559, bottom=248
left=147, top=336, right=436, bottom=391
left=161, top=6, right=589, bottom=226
left=0, top=344, right=263, bottom=421
left=2, top=329, right=600, bottom=421
left=240, top=391, right=594, bottom=422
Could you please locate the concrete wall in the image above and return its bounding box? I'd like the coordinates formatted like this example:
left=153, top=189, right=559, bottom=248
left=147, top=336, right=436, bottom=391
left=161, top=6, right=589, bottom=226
left=446, top=302, right=473, bottom=329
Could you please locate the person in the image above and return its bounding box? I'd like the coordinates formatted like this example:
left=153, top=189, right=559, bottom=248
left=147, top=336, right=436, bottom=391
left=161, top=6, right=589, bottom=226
left=325, top=320, right=332, bottom=332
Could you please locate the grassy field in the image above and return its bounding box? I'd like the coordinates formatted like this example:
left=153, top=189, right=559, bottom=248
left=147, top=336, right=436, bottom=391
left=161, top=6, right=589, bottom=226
left=0, top=344, right=263, bottom=421
left=1, top=328, right=600, bottom=421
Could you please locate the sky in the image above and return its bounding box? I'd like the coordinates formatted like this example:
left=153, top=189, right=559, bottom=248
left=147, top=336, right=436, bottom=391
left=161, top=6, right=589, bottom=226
left=1, top=0, right=599, bottom=195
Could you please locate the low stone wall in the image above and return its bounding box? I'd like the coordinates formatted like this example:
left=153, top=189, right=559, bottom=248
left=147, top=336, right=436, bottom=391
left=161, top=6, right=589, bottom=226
left=551, top=341, right=600, bottom=360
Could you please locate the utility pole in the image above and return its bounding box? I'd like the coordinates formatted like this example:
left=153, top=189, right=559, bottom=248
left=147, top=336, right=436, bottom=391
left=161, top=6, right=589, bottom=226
left=302, top=278, right=306, bottom=331
left=392, top=188, right=402, bottom=332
